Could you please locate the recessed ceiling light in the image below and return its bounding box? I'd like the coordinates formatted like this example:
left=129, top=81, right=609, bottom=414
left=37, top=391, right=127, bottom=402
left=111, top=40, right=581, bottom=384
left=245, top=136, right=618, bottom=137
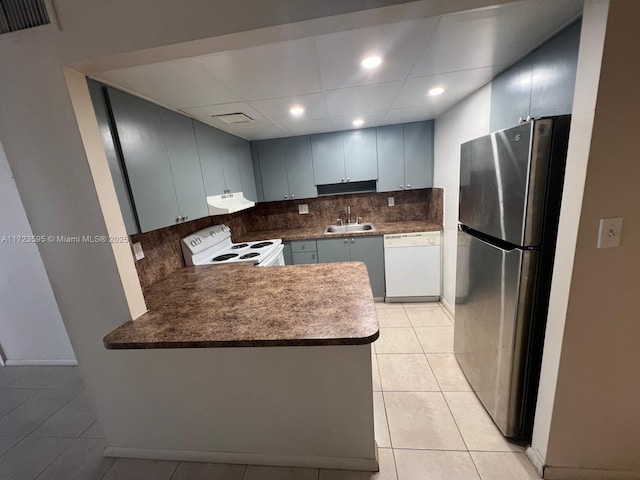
left=289, top=106, right=305, bottom=117
left=428, top=87, right=445, bottom=96
left=353, top=118, right=364, bottom=127
left=361, top=55, right=382, bottom=69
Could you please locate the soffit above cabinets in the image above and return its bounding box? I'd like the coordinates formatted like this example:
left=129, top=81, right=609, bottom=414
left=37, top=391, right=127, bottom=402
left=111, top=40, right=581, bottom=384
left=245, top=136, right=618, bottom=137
left=91, top=0, right=582, bottom=141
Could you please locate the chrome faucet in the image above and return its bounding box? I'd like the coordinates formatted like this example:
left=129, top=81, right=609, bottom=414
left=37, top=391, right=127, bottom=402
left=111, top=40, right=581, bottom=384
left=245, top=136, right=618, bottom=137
left=346, top=205, right=352, bottom=224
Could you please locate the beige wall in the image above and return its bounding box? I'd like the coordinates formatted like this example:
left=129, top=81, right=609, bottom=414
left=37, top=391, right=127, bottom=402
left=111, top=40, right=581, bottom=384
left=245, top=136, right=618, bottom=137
left=532, top=0, right=640, bottom=476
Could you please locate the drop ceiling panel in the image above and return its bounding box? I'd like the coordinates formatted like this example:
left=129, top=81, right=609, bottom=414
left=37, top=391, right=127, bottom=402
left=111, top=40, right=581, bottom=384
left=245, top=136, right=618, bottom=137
left=392, top=67, right=500, bottom=110
left=313, top=18, right=440, bottom=90
left=384, top=105, right=440, bottom=125
left=326, top=82, right=403, bottom=116
left=94, top=60, right=242, bottom=108
left=251, top=93, right=329, bottom=123
left=410, top=0, right=582, bottom=77
left=278, top=118, right=335, bottom=137
left=331, top=111, right=387, bottom=132
left=198, top=39, right=322, bottom=101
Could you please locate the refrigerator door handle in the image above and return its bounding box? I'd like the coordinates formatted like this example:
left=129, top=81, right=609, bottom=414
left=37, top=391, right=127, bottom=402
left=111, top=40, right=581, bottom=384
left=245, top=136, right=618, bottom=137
left=458, top=224, right=518, bottom=252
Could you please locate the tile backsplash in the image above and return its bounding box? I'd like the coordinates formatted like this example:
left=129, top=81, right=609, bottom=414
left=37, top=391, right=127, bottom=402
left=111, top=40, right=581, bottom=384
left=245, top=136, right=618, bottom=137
left=130, top=188, right=442, bottom=292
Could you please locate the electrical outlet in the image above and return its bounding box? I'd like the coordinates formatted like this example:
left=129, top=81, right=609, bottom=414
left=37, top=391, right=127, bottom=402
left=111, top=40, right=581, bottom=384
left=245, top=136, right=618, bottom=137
left=388, top=197, right=395, bottom=207
left=597, top=217, right=623, bottom=248
left=298, top=204, right=309, bottom=214
left=133, top=242, right=145, bottom=260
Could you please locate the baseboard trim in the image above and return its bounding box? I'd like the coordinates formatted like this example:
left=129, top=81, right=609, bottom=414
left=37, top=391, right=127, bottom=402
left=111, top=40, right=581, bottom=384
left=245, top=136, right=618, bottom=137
left=385, top=296, right=439, bottom=303
left=440, top=296, right=455, bottom=318
left=103, top=446, right=379, bottom=472
left=4, top=359, right=78, bottom=366
left=526, top=446, right=546, bottom=477
left=544, top=466, right=640, bottom=479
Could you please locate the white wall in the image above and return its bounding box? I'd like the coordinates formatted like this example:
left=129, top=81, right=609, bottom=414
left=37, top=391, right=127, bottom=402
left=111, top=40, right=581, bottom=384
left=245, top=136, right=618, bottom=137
left=0, top=142, right=75, bottom=365
left=433, top=84, right=491, bottom=313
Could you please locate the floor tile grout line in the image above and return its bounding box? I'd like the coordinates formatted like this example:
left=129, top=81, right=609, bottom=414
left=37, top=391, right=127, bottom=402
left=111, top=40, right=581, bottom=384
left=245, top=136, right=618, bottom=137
left=468, top=450, right=487, bottom=480
left=99, top=456, right=117, bottom=480
left=30, top=435, right=76, bottom=480
left=168, top=460, right=181, bottom=479
left=0, top=433, right=24, bottom=462
left=379, top=390, right=394, bottom=451
left=23, top=387, right=88, bottom=438
left=441, top=390, right=473, bottom=454
left=0, top=387, right=42, bottom=423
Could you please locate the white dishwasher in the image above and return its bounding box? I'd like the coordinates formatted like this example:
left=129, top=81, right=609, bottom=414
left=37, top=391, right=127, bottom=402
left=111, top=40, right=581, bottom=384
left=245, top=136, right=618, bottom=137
left=384, top=231, right=441, bottom=302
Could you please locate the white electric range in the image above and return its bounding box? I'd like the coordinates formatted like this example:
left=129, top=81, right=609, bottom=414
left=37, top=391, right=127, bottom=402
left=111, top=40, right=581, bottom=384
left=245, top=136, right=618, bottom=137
left=181, top=224, right=284, bottom=267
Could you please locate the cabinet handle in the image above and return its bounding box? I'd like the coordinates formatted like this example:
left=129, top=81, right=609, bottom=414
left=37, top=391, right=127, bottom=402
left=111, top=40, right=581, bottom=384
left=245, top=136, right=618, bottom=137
left=406, top=184, right=410, bottom=188
left=301, top=245, right=305, bottom=250
left=351, top=238, right=355, bottom=243
left=291, top=194, right=295, bottom=198
left=284, top=195, right=288, bottom=199
left=346, top=177, right=350, bottom=182
left=341, top=178, right=345, bottom=183
left=176, top=217, right=181, bottom=223
left=312, top=254, right=316, bottom=260
left=344, top=239, right=348, bottom=244
left=399, top=185, right=404, bottom=189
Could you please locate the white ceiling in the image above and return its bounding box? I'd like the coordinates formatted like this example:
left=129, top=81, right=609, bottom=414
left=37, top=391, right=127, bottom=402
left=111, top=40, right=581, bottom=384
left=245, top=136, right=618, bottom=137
left=92, top=0, right=582, bottom=141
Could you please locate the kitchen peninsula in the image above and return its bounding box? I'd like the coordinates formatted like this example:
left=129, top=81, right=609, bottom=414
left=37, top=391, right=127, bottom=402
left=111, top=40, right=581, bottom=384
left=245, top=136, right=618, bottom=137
left=102, top=262, right=379, bottom=471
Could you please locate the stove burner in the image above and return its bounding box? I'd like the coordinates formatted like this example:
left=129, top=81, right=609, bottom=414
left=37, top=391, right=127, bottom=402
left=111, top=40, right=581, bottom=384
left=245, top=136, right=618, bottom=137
left=212, top=253, right=238, bottom=262
left=239, top=252, right=260, bottom=259
left=231, top=243, right=249, bottom=249
left=251, top=241, right=274, bottom=249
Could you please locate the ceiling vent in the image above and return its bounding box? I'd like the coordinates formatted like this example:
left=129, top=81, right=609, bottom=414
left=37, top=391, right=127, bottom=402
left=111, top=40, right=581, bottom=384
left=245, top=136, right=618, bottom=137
left=211, top=113, right=255, bottom=125
left=0, top=0, right=57, bottom=36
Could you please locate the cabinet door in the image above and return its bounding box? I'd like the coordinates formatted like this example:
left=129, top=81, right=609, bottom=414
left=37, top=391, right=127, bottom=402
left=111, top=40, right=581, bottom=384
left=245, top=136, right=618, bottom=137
left=292, top=252, right=318, bottom=264
left=257, top=139, right=290, bottom=202
left=159, top=108, right=208, bottom=222
left=218, top=130, right=243, bottom=192
left=193, top=121, right=226, bottom=196
left=107, top=88, right=179, bottom=232
left=235, top=138, right=258, bottom=202
left=285, top=136, right=317, bottom=200
left=316, top=238, right=350, bottom=263
left=344, top=128, right=377, bottom=182
left=283, top=242, right=293, bottom=265
left=376, top=125, right=405, bottom=192
left=350, top=236, right=385, bottom=298
left=404, top=121, right=434, bottom=190
left=88, top=81, right=138, bottom=234
left=311, top=132, right=345, bottom=185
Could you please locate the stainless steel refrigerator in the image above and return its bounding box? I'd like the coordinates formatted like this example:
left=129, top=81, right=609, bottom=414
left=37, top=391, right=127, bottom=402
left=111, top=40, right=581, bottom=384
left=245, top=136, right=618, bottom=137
left=454, top=115, right=571, bottom=440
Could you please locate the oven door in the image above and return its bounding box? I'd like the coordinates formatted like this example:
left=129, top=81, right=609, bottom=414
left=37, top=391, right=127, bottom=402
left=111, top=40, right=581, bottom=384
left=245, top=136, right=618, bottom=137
left=257, top=244, right=285, bottom=267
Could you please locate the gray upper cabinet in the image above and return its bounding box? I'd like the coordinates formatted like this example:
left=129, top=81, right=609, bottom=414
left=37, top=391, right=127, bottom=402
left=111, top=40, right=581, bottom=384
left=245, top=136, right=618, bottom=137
left=194, top=122, right=246, bottom=196
left=257, top=136, right=317, bottom=201
left=376, top=125, right=404, bottom=193
left=312, top=130, right=378, bottom=185
left=317, top=236, right=385, bottom=297
left=344, top=129, right=378, bottom=182
left=377, top=121, right=434, bottom=192
left=107, top=88, right=181, bottom=233
left=311, top=132, right=345, bottom=185
left=158, top=108, right=208, bottom=223
left=490, top=19, right=581, bottom=132
left=404, top=121, right=434, bottom=190
left=87, top=80, right=138, bottom=235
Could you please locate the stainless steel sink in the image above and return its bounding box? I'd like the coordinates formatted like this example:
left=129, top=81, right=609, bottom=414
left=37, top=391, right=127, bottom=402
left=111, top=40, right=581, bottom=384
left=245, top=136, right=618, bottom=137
left=323, top=223, right=377, bottom=235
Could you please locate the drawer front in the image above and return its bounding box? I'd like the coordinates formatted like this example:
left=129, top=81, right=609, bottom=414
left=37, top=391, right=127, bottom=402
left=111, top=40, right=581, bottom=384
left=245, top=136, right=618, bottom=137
left=290, top=239, right=317, bottom=253
left=292, top=251, right=318, bottom=264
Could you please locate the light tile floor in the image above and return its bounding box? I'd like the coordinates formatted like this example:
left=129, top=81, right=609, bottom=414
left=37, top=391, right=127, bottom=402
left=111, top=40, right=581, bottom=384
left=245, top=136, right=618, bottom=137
left=0, top=303, right=541, bottom=479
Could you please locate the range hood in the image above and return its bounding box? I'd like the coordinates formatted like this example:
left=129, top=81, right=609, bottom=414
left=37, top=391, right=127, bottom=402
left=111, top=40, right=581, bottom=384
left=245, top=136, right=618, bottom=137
left=207, top=192, right=255, bottom=215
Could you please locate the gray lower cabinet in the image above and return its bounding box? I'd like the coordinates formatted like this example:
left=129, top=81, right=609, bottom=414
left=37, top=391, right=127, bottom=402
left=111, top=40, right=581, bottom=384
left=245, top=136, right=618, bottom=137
left=311, top=129, right=377, bottom=185
left=377, top=121, right=434, bottom=192
left=290, top=239, right=318, bottom=264
left=107, top=88, right=183, bottom=232
left=257, top=136, right=316, bottom=202
left=317, top=236, right=385, bottom=297
left=283, top=242, right=293, bottom=265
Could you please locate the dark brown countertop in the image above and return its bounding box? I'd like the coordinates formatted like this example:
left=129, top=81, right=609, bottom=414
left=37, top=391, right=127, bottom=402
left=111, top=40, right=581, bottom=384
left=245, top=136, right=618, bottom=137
left=104, top=262, right=379, bottom=349
left=235, top=220, right=442, bottom=242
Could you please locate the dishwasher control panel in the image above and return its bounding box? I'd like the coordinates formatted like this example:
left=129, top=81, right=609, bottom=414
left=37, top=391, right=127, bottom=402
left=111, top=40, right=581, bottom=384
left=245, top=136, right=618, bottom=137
left=383, top=231, right=440, bottom=247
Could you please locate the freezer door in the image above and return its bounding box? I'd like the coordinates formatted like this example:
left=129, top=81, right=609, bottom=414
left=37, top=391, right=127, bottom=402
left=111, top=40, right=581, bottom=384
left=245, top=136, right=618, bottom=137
left=454, top=228, right=538, bottom=438
left=459, top=120, right=553, bottom=246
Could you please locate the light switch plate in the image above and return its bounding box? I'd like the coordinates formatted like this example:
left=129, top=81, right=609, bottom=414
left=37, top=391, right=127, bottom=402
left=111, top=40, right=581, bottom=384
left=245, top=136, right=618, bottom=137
left=388, top=197, right=395, bottom=207
left=298, top=204, right=309, bottom=214
left=133, top=242, right=145, bottom=260
left=597, top=217, right=623, bottom=248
